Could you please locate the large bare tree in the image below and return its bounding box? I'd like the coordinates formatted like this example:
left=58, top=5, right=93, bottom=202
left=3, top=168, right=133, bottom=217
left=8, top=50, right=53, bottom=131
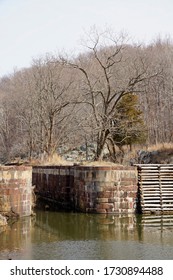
left=62, top=29, right=158, bottom=160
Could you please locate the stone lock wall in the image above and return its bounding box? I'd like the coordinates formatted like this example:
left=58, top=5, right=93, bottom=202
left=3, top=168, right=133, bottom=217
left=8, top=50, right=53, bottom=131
left=32, top=166, right=73, bottom=210
left=33, top=165, right=138, bottom=214
left=0, top=166, right=33, bottom=217
left=73, top=166, right=138, bottom=214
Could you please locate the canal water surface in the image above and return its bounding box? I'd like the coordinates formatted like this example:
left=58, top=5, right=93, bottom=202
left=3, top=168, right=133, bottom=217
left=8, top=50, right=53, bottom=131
left=0, top=211, right=173, bottom=260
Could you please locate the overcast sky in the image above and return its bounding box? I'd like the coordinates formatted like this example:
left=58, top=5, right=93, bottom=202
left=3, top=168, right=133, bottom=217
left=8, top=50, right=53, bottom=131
left=0, top=0, right=173, bottom=77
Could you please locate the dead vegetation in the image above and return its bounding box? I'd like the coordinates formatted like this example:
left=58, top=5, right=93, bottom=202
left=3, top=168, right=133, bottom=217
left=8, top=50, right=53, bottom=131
left=7, top=142, right=173, bottom=167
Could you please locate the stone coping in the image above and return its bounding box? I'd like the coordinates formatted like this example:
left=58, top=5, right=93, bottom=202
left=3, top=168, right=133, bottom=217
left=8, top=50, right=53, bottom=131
left=0, top=165, right=32, bottom=171
left=32, top=165, right=135, bottom=171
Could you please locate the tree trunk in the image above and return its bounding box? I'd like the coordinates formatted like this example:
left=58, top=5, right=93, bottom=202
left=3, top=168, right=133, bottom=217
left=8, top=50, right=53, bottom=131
left=95, top=130, right=109, bottom=161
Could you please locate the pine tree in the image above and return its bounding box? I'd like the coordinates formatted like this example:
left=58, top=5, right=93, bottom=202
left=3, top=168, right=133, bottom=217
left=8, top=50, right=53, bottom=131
left=112, top=94, right=147, bottom=151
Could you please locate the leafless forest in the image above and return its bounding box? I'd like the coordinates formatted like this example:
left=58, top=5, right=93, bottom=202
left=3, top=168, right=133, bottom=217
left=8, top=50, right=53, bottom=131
left=0, top=29, right=173, bottom=163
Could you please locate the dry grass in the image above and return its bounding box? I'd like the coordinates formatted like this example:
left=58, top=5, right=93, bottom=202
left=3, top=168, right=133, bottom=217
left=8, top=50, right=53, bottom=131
left=118, top=143, right=173, bottom=165
left=29, top=143, right=173, bottom=166
left=31, top=153, right=72, bottom=166
left=31, top=154, right=122, bottom=167
left=147, top=142, right=173, bottom=152
left=81, top=160, right=122, bottom=166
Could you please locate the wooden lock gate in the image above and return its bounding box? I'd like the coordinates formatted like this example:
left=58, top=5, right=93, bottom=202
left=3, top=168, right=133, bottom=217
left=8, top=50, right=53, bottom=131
left=136, top=164, right=173, bottom=214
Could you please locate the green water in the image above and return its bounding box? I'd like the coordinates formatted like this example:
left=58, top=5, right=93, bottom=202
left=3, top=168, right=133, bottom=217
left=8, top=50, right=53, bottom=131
left=0, top=211, right=173, bottom=259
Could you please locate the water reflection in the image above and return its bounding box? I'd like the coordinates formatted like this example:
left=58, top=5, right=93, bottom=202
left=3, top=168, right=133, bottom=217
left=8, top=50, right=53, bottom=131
left=0, top=211, right=173, bottom=259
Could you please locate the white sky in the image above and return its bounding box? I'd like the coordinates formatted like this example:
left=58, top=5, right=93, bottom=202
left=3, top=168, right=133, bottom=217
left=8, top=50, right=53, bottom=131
left=0, top=0, right=173, bottom=77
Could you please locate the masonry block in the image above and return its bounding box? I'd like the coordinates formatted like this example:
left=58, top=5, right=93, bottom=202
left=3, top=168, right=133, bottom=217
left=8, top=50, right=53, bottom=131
left=32, top=165, right=138, bottom=214
left=0, top=166, right=32, bottom=217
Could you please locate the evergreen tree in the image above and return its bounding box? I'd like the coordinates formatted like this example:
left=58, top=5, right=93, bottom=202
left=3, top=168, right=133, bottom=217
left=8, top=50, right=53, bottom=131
left=112, top=94, right=147, bottom=151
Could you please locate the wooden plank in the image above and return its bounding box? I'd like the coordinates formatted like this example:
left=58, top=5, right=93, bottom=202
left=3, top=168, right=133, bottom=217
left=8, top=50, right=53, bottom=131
left=162, top=192, right=173, bottom=195
left=142, top=204, right=161, bottom=207
left=140, top=184, right=160, bottom=186
left=141, top=189, right=160, bottom=191
left=161, top=188, right=173, bottom=190
left=140, top=177, right=160, bottom=179
left=143, top=193, right=162, bottom=196
left=160, top=179, right=173, bottom=181
left=143, top=208, right=162, bottom=211
left=142, top=200, right=161, bottom=203
left=140, top=188, right=160, bottom=191
left=143, top=198, right=161, bottom=201
left=143, top=202, right=161, bottom=205
left=137, top=164, right=173, bottom=213
left=140, top=182, right=160, bottom=184
left=139, top=171, right=159, bottom=173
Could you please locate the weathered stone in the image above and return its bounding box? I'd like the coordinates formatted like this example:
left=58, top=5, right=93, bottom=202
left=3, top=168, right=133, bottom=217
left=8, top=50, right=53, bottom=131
left=0, top=166, right=32, bottom=217
left=96, top=203, right=114, bottom=210
left=108, top=198, right=116, bottom=203
left=97, top=191, right=114, bottom=198
left=96, top=198, right=109, bottom=203
left=33, top=165, right=138, bottom=214
left=0, top=214, right=7, bottom=226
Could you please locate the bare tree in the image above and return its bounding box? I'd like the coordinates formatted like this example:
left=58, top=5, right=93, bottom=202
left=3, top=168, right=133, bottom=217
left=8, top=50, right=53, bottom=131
left=27, top=56, right=76, bottom=156
left=139, top=38, right=173, bottom=145
left=2, top=32, right=173, bottom=164
left=62, top=28, right=158, bottom=160
left=0, top=103, right=12, bottom=161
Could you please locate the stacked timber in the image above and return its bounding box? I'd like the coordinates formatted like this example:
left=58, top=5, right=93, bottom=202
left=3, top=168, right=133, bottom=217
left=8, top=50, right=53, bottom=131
left=137, top=164, right=173, bottom=214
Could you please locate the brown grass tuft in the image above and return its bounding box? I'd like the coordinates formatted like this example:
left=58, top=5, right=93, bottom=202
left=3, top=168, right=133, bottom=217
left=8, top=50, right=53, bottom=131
left=147, top=142, right=173, bottom=153
left=31, top=153, right=72, bottom=166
